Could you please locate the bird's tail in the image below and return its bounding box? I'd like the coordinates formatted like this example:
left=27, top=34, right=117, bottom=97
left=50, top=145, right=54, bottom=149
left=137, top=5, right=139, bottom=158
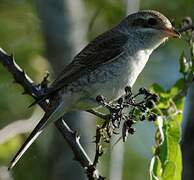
left=8, top=101, right=65, bottom=170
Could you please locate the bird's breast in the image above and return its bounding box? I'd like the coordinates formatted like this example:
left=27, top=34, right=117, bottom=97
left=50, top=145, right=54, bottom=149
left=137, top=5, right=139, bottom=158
left=62, top=49, right=152, bottom=110
left=102, top=50, right=151, bottom=98
left=84, top=49, right=151, bottom=99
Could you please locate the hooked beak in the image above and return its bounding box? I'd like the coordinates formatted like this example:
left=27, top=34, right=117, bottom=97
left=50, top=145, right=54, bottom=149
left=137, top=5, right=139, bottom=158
left=162, top=27, right=181, bottom=38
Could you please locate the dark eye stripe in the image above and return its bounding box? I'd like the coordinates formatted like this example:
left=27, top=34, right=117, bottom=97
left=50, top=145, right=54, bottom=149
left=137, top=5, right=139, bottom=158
left=132, top=18, right=158, bottom=28
left=132, top=18, right=146, bottom=26
left=147, top=18, right=157, bottom=26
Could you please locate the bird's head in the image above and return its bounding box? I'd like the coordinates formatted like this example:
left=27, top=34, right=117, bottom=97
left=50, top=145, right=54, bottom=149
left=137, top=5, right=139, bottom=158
left=120, top=10, right=180, bottom=50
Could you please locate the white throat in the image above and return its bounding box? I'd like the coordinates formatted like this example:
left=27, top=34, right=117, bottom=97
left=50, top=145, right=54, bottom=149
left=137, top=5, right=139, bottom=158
left=125, top=48, right=153, bottom=87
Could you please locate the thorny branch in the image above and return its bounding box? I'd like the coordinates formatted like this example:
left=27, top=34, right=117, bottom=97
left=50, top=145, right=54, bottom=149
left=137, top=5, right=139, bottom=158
left=0, top=49, right=102, bottom=180
left=0, top=21, right=194, bottom=179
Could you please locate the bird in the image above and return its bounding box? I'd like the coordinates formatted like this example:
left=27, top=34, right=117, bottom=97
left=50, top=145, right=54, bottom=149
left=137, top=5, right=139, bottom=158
left=8, top=10, right=180, bottom=170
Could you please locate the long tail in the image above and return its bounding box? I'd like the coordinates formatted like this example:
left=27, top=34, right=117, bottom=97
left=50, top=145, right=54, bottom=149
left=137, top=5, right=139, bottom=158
left=8, top=102, right=65, bottom=170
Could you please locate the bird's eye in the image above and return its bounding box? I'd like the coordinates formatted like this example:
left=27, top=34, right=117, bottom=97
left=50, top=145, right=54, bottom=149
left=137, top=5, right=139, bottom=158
left=147, top=18, right=157, bottom=26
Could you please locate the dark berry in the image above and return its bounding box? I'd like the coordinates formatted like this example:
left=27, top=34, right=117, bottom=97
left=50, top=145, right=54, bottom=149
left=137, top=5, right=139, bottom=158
left=140, top=115, right=146, bottom=121
left=146, top=100, right=155, bottom=109
left=125, top=86, right=132, bottom=93
left=128, top=128, right=135, bottom=134
left=96, top=95, right=105, bottom=103
left=148, top=113, right=157, bottom=121
left=125, top=86, right=132, bottom=97
left=140, top=105, right=147, bottom=112
left=118, top=97, right=124, bottom=104
left=151, top=94, right=160, bottom=102
left=126, top=119, right=134, bottom=127
left=139, top=87, right=148, bottom=94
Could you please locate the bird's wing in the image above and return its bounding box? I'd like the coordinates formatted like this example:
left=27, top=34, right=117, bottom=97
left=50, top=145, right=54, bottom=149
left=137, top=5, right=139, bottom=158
left=9, top=29, right=128, bottom=169
left=8, top=101, right=65, bottom=170
left=52, top=29, right=128, bottom=87
left=32, top=29, right=128, bottom=104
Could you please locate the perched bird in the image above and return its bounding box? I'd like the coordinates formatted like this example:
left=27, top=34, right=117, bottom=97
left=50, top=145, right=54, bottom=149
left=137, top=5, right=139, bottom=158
left=8, top=10, right=180, bottom=170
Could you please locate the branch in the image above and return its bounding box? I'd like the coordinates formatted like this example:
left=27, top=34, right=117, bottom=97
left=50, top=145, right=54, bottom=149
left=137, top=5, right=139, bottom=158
left=55, top=120, right=92, bottom=167
left=86, top=109, right=109, bottom=120
left=0, top=48, right=102, bottom=179
left=178, top=24, right=194, bottom=33
left=0, top=48, right=47, bottom=109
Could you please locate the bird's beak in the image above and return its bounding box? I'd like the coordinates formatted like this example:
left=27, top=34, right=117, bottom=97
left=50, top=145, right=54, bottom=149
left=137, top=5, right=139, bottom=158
left=162, top=27, right=181, bottom=38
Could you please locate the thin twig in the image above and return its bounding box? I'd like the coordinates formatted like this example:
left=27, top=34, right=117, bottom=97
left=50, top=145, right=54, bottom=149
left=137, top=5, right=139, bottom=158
left=86, top=109, right=110, bottom=120
left=178, top=24, right=194, bottom=33
left=93, top=125, right=104, bottom=167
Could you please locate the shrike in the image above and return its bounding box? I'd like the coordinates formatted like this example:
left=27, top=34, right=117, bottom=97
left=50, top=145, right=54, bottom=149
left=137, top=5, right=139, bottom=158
left=8, top=10, right=180, bottom=170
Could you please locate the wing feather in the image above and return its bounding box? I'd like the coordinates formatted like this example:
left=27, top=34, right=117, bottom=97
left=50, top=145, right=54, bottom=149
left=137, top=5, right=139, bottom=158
left=33, top=28, right=128, bottom=104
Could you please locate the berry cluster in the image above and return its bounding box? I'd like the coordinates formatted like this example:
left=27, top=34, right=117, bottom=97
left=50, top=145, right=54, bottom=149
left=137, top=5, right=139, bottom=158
left=96, top=86, right=159, bottom=142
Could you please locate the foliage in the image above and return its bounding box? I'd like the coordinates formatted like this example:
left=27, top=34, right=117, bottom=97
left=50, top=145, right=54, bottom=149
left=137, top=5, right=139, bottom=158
left=149, top=19, right=194, bottom=180
left=149, top=83, right=183, bottom=180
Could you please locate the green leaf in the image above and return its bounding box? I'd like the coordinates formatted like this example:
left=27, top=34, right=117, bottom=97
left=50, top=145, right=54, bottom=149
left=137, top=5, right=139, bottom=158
left=150, top=83, right=165, bottom=93
left=159, top=123, right=168, bottom=165
left=150, top=83, right=172, bottom=99
left=150, top=156, right=162, bottom=180
left=152, top=110, right=183, bottom=180
left=168, top=116, right=181, bottom=141
left=162, top=161, right=176, bottom=179
left=170, top=78, right=185, bottom=97
left=191, top=43, right=194, bottom=71
left=179, top=51, right=189, bottom=74
left=160, top=115, right=182, bottom=180
left=150, top=83, right=172, bottom=110
left=157, top=98, right=170, bottom=109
